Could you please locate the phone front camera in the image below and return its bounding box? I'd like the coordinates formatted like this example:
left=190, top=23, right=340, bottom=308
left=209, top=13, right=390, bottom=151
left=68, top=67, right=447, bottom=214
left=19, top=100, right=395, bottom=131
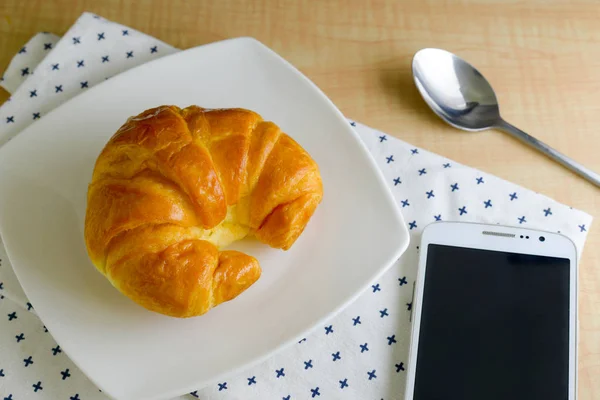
left=539, top=236, right=546, bottom=242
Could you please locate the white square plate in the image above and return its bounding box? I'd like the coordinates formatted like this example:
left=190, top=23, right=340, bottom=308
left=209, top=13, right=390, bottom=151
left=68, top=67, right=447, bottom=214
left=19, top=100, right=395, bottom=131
left=0, top=38, right=408, bottom=400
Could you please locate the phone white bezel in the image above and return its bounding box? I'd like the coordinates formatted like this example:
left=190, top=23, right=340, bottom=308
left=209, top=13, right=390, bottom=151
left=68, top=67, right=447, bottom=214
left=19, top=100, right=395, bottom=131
left=404, top=221, right=578, bottom=400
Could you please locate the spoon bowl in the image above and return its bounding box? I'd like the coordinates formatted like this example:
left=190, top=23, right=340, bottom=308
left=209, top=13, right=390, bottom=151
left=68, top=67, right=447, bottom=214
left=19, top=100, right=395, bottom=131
left=411, top=48, right=600, bottom=187
left=412, top=48, right=500, bottom=131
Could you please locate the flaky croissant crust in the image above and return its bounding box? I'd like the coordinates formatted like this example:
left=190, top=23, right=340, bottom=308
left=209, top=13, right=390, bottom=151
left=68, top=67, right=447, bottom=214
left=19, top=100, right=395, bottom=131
left=84, top=105, right=323, bottom=317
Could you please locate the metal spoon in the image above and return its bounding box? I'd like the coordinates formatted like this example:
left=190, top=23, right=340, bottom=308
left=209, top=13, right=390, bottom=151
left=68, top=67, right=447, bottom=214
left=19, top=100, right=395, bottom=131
left=412, top=48, right=600, bottom=187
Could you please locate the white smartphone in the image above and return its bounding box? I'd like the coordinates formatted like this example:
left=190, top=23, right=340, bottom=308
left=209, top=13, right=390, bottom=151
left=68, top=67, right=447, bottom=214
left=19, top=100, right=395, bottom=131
left=405, top=221, right=578, bottom=400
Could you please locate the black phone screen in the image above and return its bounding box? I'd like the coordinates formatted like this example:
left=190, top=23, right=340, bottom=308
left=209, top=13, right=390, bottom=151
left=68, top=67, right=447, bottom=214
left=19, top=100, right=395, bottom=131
left=412, top=244, right=571, bottom=400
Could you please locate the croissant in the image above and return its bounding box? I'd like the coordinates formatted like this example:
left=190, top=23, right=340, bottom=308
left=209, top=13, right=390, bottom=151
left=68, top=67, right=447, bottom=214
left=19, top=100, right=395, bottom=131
left=84, top=105, right=323, bottom=318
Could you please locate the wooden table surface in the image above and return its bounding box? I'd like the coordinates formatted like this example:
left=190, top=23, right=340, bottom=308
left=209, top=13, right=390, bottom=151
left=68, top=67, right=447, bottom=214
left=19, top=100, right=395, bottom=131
left=1, top=1, right=598, bottom=398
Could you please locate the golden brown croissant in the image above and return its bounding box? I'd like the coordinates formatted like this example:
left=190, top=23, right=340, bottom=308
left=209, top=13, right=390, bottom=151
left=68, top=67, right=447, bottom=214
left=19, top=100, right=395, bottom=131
left=84, top=105, right=323, bottom=318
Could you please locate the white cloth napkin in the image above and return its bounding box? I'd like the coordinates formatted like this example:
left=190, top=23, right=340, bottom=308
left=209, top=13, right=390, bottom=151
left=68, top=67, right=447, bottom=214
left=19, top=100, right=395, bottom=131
left=0, top=12, right=592, bottom=400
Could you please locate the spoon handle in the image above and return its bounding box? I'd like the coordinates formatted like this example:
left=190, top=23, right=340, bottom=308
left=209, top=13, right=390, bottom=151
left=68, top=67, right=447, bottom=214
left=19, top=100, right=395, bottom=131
left=495, top=119, right=600, bottom=188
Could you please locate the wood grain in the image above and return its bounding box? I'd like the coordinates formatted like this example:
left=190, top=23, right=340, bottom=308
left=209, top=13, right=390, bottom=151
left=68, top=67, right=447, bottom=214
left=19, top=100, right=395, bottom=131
left=1, top=1, right=598, bottom=398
